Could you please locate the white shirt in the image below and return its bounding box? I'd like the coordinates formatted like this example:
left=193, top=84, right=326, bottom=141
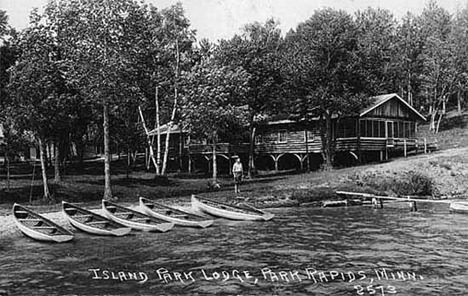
left=232, top=162, right=243, bottom=173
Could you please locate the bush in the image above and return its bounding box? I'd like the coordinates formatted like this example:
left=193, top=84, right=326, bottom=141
left=393, top=171, right=434, bottom=196
left=289, top=187, right=337, bottom=203
left=352, top=170, right=435, bottom=197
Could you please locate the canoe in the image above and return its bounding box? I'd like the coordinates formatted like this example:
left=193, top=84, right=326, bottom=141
left=450, top=202, right=468, bottom=214
left=139, top=197, right=214, bottom=228
left=102, top=200, right=174, bottom=232
left=12, top=203, right=74, bottom=243
left=62, top=202, right=132, bottom=236
left=191, top=195, right=275, bottom=221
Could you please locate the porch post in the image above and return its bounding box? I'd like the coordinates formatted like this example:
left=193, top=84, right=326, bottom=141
left=356, top=118, right=361, bottom=163
left=188, top=156, right=192, bottom=173
left=404, top=139, right=407, bottom=157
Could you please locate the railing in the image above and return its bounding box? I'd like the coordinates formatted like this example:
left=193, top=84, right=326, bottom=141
left=182, top=137, right=437, bottom=156
left=188, top=143, right=250, bottom=155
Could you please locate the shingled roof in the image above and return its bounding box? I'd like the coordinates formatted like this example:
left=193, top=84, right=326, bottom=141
left=360, top=93, right=426, bottom=121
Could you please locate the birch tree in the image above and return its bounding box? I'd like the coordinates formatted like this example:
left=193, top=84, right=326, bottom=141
left=418, top=1, right=455, bottom=132
left=159, top=3, right=195, bottom=175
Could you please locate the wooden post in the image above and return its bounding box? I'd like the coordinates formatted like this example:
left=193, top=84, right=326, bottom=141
left=187, top=135, right=192, bottom=173
left=372, top=198, right=383, bottom=209
left=424, top=138, right=427, bottom=154
left=380, top=151, right=384, bottom=162
left=411, top=201, right=417, bottom=212
left=356, top=118, right=362, bottom=163
left=305, top=129, right=310, bottom=171
left=178, top=129, right=183, bottom=172
left=404, top=139, right=407, bottom=157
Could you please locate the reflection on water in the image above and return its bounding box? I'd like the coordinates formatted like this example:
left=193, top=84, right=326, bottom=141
left=1, top=206, right=468, bottom=295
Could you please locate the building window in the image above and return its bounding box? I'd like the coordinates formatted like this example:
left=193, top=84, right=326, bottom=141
left=304, top=130, right=315, bottom=142
left=387, top=121, right=393, bottom=138
left=398, top=122, right=405, bottom=138
left=360, top=120, right=366, bottom=137
left=366, top=120, right=373, bottom=137
left=278, top=131, right=287, bottom=143
left=337, top=118, right=357, bottom=138
left=360, top=119, right=385, bottom=138
left=410, top=122, right=416, bottom=138
left=255, top=134, right=263, bottom=144
left=379, top=121, right=386, bottom=138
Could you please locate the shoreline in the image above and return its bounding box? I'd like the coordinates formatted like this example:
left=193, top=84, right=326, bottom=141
left=2, top=193, right=462, bottom=240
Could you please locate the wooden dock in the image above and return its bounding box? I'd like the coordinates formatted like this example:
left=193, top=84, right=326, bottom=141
left=336, top=191, right=452, bottom=212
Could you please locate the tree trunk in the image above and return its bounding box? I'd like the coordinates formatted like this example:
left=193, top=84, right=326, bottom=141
left=247, top=125, right=256, bottom=178
left=131, top=149, right=138, bottom=164
left=305, top=127, right=310, bottom=171
left=435, top=112, right=444, bottom=134
left=6, top=150, right=10, bottom=192
left=161, top=121, right=173, bottom=175
left=161, top=40, right=180, bottom=175
left=178, top=129, right=183, bottom=173
left=103, top=103, right=113, bottom=200
left=407, top=70, right=412, bottom=105
left=75, top=133, right=85, bottom=172
left=319, top=112, right=334, bottom=170
left=54, top=140, right=61, bottom=183
left=126, top=146, right=131, bottom=179
left=429, top=104, right=436, bottom=132
left=187, top=135, right=192, bottom=173
left=155, top=86, right=161, bottom=175
left=212, top=135, right=217, bottom=182
left=457, top=89, right=462, bottom=114
left=38, top=138, right=52, bottom=201
left=47, top=143, right=52, bottom=168
left=138, top=106, right=158, bottom=173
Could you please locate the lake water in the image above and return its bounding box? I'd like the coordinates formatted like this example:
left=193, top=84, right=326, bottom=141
left=1, top=204, right=467, bottom=296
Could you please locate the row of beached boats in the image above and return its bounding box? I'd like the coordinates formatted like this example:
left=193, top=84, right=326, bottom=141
left=12, top=195, right=275, bottom=243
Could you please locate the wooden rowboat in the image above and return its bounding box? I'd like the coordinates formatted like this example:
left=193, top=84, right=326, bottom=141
left=13, top=203, right=74, bottom=243
left=191, top=195, right=275, bottom=221
left=450, top=202, right=468, bottom=214
left=139, top=197, right=214, bottom=228
left=62, top=202, right=131, bottom=236
left=102, top=200, right=174, bottom=232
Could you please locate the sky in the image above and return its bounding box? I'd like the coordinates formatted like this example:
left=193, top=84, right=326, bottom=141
left=0, top=0, right=466, bottom=42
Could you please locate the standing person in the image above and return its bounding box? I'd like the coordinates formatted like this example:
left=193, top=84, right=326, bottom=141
left=232, top=156, right=243, bottom=194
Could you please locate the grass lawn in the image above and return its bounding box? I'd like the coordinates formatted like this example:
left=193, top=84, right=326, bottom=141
left=0, top=155, right=367, bottom=215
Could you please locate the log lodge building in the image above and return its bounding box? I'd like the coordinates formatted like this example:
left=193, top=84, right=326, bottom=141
left=147, top=93, right=436, bottom=174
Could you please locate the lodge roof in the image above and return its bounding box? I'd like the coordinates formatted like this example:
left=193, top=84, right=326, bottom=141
left=149, top=93, right=426, bottom=133
left=264, top=93, right=427, bottom=125
left=360, top=93, right=426, bottom=121
left=147, top=123, right=184, bottom=136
